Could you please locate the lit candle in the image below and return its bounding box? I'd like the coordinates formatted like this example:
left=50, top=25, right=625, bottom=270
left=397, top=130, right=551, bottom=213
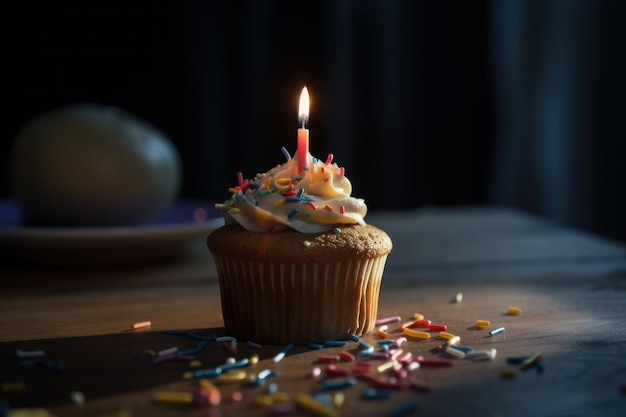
left=297, top=87, right=310, bottom=172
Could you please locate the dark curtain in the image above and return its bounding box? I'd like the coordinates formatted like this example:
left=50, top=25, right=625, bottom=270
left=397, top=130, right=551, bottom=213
left=2, top=1, right=625, bottom=242
left=490, top=0, right=626, bottom=242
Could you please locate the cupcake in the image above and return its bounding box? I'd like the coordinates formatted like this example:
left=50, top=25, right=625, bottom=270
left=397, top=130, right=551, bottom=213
left=207, top=148, right=392, bottom=344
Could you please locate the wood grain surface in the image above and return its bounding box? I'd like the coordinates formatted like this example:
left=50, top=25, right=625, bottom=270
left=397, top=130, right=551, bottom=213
left=1, top=206, right=625, bottom=417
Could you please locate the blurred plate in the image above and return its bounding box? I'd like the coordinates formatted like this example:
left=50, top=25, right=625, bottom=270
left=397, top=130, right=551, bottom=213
left=0, top=198, right=224, bottom=267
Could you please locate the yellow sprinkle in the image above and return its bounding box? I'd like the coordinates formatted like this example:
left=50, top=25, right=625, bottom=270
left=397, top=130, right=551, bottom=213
left=142, top=349, right=156, bottom=357
left=181, top=371, right=193, bottom=380
left=295, top=394, right=339, bottom=417
left=403, top=328, right=431, bottom=339
left=271, top=392, right=290, bottom=403
left=520, top=353, right=542, bottom=370
left=475, top=320, right=491, bottom=328
left=228, top=207, right=241, bottom=214
left=273, top=199, right=285, bottom=207
left=333, top=392, right=345, bottom=408
left=500, top=367, right=517, bottom=378
left=376, top=359, right=398, bottom=373
left=275, top=177, right=292, bottom=186
left=228, top=187, right=239, bottom=194
left=507, top=307, right=522, bottom=315
left=217, top=369, right=247, bottom=383
left=153, top=391, right=194, bottom=404
left=438, top=331, right=455, bottom=340
left=249, top=353, right=259, bottom=365
left=413, top=313, right=425, bottom=320
left=189, top=360, right=203, bottom=368
left=447, top=335, right=461, bottom=346
left=255, top=394, right=275, bottom=407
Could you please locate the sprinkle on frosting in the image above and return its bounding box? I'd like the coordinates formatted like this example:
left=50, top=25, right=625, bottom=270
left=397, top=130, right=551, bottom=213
left=215, top=148, right=367, bottom=233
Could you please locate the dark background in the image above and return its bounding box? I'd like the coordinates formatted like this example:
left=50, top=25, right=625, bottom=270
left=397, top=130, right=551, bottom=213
left=3, top=0, right=626, bottom=242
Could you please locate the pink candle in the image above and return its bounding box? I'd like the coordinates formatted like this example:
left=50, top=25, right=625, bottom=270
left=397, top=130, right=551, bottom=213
left=297, top=87, right=310, bottom=172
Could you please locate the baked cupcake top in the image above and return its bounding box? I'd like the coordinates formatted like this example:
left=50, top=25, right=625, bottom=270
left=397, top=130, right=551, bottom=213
left=216, top=148, right=367, bottom=233
left=207, top=224, right=392, bottom=262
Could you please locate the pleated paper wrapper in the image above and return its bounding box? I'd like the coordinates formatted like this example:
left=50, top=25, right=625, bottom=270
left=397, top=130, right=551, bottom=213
left=212, top=254, right=389, bottom=344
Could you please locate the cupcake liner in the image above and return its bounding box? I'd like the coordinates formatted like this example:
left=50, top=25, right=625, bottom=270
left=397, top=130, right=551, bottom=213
left=211, top=254, right=389, bottom=344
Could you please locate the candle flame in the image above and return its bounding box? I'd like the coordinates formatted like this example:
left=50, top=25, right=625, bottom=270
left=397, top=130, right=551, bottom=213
left=299, top=87, right=309, bottom=124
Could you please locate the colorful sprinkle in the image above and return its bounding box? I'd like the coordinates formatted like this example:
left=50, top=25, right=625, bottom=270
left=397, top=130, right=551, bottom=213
left=489, top=327, right=506, bottom=336
left=130, top=321, right=151, bottom=330
left=375, top=316, right=402, bottom=326
left=247, top=341, right=263, bottom=349
left=273, top=344, right=295, bottom=363
left=507, top=307, right=522, bottom=315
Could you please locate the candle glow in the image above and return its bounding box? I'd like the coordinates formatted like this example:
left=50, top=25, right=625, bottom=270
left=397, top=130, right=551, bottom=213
left=297, top=87, right=310, bottom=172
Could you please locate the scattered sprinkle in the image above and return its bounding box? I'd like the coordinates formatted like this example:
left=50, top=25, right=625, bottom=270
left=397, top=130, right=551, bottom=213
left=131, top=321, right=151, bottom=330
left=489, top=327, right=506, bottom=336
left=507, top=307, right=522, bottom=315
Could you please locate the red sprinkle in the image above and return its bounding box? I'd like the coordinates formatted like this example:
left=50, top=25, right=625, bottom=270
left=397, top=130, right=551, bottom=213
left=378, top=330, right=388, bottom=339
left=415, top=359, right=454, bottom=367
left=325, top=365, right=349, bottom=377
left=339, top=351, right=355, bottom=362
left=222, top=342, right=237, bottom=354
left=427, top=324, right=447, bottom=331
left=339, top=205, right=345, bottom=214
left=305, top=202, right=316, bottom=210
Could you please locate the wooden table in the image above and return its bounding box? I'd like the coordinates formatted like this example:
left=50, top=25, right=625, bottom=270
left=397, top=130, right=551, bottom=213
left=2, top=206, right=626, bottom=417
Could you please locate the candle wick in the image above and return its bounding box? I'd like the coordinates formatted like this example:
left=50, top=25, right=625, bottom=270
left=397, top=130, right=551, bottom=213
left=300, top=117, right=305, bottom=129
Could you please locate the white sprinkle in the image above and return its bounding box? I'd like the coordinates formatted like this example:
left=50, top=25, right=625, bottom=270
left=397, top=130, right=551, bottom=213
left=157, top=346, right=178, bottom=357
left=466, top=348, right=498, bottom=360
left=16, top=349, right=45, bottom=358
left=70, top=391, right=85, bottom=404
left=445, top=345, right=466, bottom=359
left=303, top=240, right=311, bottom=247
left=455, top=292, right=463, bottom=303
left=225, top=357, right=236, bottom=364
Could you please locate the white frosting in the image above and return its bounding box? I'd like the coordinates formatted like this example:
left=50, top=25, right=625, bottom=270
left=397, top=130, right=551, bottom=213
left=217, top=152, right=367, bottom=233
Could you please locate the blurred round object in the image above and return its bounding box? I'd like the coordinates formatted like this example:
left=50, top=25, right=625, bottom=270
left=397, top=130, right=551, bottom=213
left=9, top=103, right=182, bottom=226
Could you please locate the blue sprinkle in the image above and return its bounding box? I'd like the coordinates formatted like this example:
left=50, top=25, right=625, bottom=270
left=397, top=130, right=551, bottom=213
left=448, top=345, right=473, bottom=353
left=489, top=327, right=506, bottom=336
left=192, top=367, right=222, bottom=379
left=285, top=197, right=302, bottom=202
left=322, top=377, right=357, bottom=390
left=506, top=355, right=531, bottom=364
left=255, top=200, right=260, bottom=206
left=296, top=188, right=304, bottom=197
left=309, top=343, right=324, bottom=350
left=304, top=212, right=311, bottom=217
left=187, top=332, right=216, bottom=341
left=377, top=340, right=394, bottom=346
left=382, top=344, right=390, bottom=352
left=362, top=388, right=394, bottom=400
left=217, top=358, right=249, bottom=372
left=333, top=227, right=341, bottom=234
left=257, top=369, right=278, bottom=380
left=178, top=340, right=208, bottom=355
left=281, top=146, right=291, bottom=160
left=324, top=340, right=348, bottom=347
left=287, top=209, right=298, bottom=218
left=348, top=334, right=361, bottom=342
left=266, top=382, right=278, bottom=394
